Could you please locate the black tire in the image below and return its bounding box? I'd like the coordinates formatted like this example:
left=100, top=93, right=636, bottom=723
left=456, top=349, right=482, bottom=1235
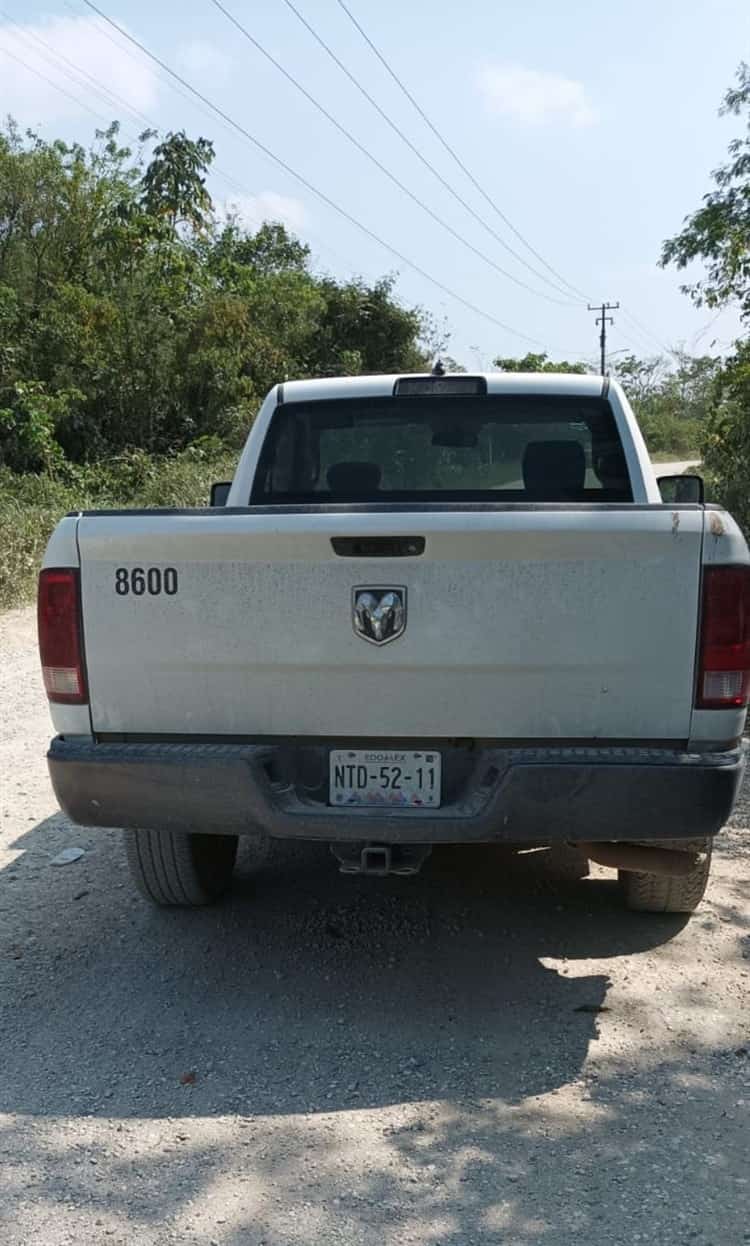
left=619, top=838, right=712, bottom=914
left=125, top=829, right=238, bottom=906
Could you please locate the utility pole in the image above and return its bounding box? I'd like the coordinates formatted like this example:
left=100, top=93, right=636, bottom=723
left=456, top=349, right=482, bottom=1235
left=588, top=302, right=619, bottom=375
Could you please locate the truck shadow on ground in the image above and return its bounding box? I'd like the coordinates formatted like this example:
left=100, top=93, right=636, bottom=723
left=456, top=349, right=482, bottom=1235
left=2, top=815, right=691, bottom=1121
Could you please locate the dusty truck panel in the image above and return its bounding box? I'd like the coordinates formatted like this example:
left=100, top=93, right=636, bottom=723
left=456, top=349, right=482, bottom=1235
left=76, top=507, right=704, bottom=739
left=38, top=371, right=749, bottom=912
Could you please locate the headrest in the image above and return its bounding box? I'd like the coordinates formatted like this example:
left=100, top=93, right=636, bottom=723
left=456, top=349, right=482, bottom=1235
left=595, top=449, right=629, bottom=489
left=522, top=440, right=586, bottom=498
left=326, top=461, right=382, bottom=496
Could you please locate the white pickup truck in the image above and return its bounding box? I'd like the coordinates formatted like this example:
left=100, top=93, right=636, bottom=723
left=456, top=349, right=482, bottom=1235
left=38, top=371, right=749, bottom=913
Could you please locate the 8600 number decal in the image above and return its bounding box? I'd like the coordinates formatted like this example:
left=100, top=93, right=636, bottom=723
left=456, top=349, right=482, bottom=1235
left=114, top=567, right=178, bottom=596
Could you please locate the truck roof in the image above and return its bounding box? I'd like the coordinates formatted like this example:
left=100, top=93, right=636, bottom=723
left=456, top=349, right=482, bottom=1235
left=281, top=372, right=610, bottom=404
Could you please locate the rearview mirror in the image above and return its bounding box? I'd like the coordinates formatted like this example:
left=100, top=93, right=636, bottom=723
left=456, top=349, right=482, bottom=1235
left=657, top=474, right=704, bottom=504
left=210, top=481, right=231, bottom=507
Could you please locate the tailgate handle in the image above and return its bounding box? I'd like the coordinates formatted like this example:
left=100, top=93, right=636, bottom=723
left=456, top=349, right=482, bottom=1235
left=331, top=536, right=425, bottom=557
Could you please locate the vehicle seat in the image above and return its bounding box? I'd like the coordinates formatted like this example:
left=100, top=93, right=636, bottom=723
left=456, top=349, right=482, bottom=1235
left=595, top=449, right=630, bottom=492
left=326, top=461, right=382, bottom=497
left=522, top=440, right=586, bottom=500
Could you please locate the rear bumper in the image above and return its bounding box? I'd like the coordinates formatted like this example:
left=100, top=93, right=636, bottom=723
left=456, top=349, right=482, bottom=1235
left=47, top=738, right=746, bottom=845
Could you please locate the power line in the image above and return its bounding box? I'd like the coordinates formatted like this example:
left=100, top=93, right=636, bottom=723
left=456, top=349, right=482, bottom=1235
left=57, top=0, right=594, bottom=332
left=0, top=40, right=118, bottom=131
left=3, top=0, right=588, bottom=350
left=10, top=2, right=382, bottom=286
left=334, top=0, right=591, bottom=304
left=4, top=10, right=240, bottom=192
left=63, top=1, right=306, bottom=212
left=275, top=0, right=582, bottom=304
left=689, top=308, right=725, bottom=353
left=207, top=0, right=575, bottom=308
left=80, top=0, right=555, bottom=346
left=62, top=0, right=554, bottom=315
left=13, top=0, right=452, bottom=295
left=68, top=0, right=337, bottom=198
left=2, top=6, right=664, bottom=364
left=608, top=327, right=649, bottom=357
left=63, top=0, right=335, bottom=194
left=620, top=305, right=672, bottom=356
left=610, top=307, right=667, bottom=359
left=66, top=0, right=283, bottom=160
left=290, top=2, right=679, bottom=363
left=0, top=9, right=156, bottom=134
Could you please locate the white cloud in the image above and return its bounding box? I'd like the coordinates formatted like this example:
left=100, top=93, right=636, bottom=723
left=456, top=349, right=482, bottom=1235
left=175, top=39, right=231, bottom=83
left=0, top=14, right=159, bottom=126
left=477, top=63, right=596, bottom=127
left=221, top=191, right=308, bottom=233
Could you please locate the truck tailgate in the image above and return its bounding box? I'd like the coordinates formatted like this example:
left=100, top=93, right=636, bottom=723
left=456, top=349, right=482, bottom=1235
left=77, top=508, right=703, bottom=740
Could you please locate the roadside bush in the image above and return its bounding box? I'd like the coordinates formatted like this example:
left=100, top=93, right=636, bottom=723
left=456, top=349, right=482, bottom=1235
left=697, top=342, right=750, bottom=534
left=637, top=411, right=701, bottom=457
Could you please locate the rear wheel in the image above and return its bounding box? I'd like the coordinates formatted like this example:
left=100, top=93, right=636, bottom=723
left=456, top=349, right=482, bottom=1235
left=619, top=838, right=712, bottom=914
left=125, top=829, right=238, bottom=906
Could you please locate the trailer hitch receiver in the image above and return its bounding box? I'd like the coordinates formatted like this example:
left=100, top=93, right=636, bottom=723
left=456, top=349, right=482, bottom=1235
left=330, top=842, right=432, bottom=877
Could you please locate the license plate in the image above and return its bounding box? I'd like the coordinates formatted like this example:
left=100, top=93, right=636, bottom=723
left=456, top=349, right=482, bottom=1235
left=329, top=750, right=442, bottom=808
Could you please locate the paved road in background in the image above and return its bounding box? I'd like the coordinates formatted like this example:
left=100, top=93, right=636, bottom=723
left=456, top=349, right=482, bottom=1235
left=654, top=459, right=701, bottom=477
left=1, top=580, right=748, bottom=1245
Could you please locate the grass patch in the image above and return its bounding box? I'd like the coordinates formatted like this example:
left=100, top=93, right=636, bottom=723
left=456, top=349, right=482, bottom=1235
left=0, top=450, right=237, bottom=610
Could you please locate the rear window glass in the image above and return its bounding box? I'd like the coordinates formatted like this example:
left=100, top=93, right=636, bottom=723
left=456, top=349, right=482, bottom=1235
left=250, top=395, right=632, bottom=504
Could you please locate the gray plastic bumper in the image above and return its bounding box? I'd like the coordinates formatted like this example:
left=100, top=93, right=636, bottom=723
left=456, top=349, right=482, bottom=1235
left=47, top=738, right=746, bottom=845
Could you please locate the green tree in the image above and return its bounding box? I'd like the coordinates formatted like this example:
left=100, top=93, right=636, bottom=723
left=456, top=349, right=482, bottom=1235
left=306, top=276, right=428, bottom=376
left=699, top=340, right=750, bottom=526
left=661, top=63, right=750, bottom=522
left=612, top=353, right=718, bottom=456
left=661, top=63, right=750, bottom=315
left=140, top=131, right=214, bottom=233
left=211, top=220, right=311, bottom=275
left=612, top=354, right=666, bottom=407
left=493, top=351, right=589, bottom=373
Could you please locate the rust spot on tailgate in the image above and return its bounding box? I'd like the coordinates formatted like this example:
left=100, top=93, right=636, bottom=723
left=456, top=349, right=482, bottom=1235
left=709, top=511, right=725, bottom=538
left=671, top=511, right=680, bottom=534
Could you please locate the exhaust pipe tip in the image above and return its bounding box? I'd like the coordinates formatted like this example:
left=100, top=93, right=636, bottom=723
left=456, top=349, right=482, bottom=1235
left=574, top=842, right=703, bottom=877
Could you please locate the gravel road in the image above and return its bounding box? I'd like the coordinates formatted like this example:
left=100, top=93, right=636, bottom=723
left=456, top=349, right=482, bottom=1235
left=1, top=606, right=748, bottom=1246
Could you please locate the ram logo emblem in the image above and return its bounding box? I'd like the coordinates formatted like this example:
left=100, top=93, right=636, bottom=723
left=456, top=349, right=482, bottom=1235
left=352, top=587, right=407, bottom=646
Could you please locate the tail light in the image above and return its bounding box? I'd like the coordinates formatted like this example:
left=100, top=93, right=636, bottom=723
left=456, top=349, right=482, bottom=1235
left=696, top=565, right=750, bottom=709
left=38, top=568, right=88, bottom=704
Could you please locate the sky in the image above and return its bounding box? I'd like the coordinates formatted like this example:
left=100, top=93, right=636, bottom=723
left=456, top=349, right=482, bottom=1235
left=1, top=0, right=748, bottom=370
